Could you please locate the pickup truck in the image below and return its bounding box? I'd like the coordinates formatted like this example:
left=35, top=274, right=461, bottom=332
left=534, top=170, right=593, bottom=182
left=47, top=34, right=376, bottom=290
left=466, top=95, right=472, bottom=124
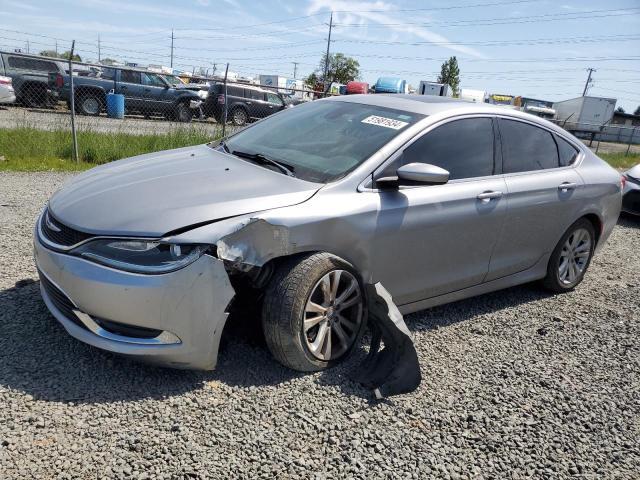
left=0, top=51, right=66, bottom=107
left=50, top=68, right=203, bottom=122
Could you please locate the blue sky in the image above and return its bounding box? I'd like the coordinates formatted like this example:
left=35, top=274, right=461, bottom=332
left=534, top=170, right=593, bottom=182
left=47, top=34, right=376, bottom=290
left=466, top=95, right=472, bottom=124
left=1, top=0, right=639, bottom=111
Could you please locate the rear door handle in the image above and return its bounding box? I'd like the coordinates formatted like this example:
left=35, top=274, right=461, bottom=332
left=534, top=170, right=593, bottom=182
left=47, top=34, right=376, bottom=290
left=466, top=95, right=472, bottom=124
left=477, top=191, right=503, bottom=202
left=558, top=182, right=578, bottom=191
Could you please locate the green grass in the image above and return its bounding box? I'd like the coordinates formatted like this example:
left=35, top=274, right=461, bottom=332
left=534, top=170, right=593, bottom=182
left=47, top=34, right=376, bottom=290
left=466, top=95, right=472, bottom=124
left=0, top=126, right=638, bottom=172
left=598, top=152, right=640, bottom=170
left=0, top=127, right=217, bottom=171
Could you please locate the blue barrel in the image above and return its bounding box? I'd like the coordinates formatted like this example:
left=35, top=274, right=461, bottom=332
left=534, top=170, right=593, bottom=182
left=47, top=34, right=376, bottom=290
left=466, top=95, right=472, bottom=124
left=106, top=93, right=125, bottom=119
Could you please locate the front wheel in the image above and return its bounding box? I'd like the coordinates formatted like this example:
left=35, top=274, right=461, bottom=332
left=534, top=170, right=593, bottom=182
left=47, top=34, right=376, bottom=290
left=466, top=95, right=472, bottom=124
left=262, top=253, right=366, bottom=372
left=542, top=218, right=595, bottom=293
left=77, top=93, right=102, bottom=116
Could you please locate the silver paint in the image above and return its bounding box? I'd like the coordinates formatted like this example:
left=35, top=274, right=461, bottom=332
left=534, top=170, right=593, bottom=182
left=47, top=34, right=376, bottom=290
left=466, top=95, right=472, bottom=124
left=36, top=95, right=623, bottom=370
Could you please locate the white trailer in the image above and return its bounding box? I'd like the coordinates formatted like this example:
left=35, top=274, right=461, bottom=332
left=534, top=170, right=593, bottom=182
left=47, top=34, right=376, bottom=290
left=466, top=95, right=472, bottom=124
left=259, top=75, right=309, bottom=100
left=459, top=88, right=487, bottom=103
left=552, top=96, right=617, bottom=132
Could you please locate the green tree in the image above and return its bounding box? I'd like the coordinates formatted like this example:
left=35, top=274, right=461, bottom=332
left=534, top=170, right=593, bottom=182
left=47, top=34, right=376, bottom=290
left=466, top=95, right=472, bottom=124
left=437, top=56, right=460, bottom=96
left=317, top=53, right=360, bottom=86
left=634, top=105, right=640, bottom=116
left=616, top=106, right=625, bottom=113
left=39, top=50, right=61, bottom=58
left=59, top=51, right=82, bottom=62
left=304, top=72, right=320, bottom=89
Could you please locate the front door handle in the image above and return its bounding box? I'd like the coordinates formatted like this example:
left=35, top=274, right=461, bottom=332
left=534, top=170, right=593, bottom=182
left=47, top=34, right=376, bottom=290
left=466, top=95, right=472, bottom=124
left=558, top=182, right=578, bottom=191
left=477, top=191, right=503, bottom=202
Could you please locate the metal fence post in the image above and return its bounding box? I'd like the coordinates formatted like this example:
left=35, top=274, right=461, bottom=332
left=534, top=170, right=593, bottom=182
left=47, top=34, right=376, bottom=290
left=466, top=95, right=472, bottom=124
left=627, top=127, right=637, bottom=156
left=68, top=40, right=79, bottom=163
left=221, top=63, right=229, bottom=138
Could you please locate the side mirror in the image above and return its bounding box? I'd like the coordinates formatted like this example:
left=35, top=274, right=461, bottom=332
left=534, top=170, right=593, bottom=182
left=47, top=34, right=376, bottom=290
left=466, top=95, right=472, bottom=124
left=397, top=163, right=449, bottom=184
left=377, top=163, right=450, bottom=189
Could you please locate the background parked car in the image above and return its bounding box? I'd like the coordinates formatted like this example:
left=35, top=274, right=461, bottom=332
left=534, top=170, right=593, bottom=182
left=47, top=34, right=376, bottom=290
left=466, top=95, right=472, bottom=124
left=202, top=83, right=286, bottom=126
left=0, top=51, right=64, bottom=107
left=622, top=164, right=640, bottom=216
left=50, top=67, right=202, bottom=122
left=0, top=75, right=16, bottom=104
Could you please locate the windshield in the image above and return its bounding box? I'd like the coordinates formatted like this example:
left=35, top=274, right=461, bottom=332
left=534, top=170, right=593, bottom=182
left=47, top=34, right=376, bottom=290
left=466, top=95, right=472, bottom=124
left=222, top=100, right=425, bottom=183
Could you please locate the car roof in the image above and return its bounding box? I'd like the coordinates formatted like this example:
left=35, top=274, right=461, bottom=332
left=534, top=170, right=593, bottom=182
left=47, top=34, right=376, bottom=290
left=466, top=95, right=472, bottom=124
left=327, top=93, right=498, bottom=115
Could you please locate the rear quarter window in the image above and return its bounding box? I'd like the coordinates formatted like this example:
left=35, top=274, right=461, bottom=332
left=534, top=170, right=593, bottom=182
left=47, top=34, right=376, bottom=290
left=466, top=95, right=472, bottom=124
left=7, top=56, right=57, bottom=72
left=499, top=119, right=559, bottom=173
left=555, top=134, right=579, bottom=166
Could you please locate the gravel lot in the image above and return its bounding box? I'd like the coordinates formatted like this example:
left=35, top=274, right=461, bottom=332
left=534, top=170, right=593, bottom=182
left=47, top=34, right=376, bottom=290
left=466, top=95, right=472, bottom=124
left=0, top=172, right=639, bottom=479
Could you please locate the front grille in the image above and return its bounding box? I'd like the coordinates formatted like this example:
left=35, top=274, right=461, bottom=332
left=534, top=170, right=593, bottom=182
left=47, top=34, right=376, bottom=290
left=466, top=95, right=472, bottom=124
left=40, top=208, right=94, bottom=248
left=38, top=271, right=87, bottom=330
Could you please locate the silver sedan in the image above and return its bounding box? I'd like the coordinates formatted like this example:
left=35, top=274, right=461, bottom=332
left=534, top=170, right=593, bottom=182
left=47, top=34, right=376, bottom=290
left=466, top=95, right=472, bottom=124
left=34, top=95, right=623, bottom=372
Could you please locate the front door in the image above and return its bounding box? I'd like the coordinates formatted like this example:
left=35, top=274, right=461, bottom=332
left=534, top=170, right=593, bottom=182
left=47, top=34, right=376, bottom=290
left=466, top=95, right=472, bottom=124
left=371, top=117, right=507, bottom=306
left=142, top=73, right=172, bottom=115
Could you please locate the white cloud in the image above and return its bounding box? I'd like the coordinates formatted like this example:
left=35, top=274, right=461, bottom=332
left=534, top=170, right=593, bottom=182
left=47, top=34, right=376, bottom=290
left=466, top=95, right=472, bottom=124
left=307, top=0, right=486, bottom=58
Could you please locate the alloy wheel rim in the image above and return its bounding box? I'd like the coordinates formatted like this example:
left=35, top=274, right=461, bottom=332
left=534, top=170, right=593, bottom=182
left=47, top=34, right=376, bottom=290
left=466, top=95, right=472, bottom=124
left=234, top=110, right=246, bottom=124
left=303, top=270, right=363, bottom=361
left=84, top=98, right=99, bottom=115
left=558, top=227, right=591, bottom=286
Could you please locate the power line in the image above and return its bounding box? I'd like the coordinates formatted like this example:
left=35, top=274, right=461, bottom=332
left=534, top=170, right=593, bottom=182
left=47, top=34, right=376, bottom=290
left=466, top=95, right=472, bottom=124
left=332, top=33, right=640, bottom=47
left=332, top=7, right=640, bottom=28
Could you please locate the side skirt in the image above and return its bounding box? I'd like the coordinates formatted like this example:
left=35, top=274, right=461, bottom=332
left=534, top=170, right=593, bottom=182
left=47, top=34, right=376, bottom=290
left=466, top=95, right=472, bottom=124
left=398, top=253, right=550, bottom=315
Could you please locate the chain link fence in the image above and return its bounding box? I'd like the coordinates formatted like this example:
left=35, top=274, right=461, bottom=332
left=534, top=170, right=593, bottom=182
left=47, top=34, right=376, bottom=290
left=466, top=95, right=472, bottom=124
left=1, top=50, right=638, bottom=166
left=0, top=50, right=332, bottom=165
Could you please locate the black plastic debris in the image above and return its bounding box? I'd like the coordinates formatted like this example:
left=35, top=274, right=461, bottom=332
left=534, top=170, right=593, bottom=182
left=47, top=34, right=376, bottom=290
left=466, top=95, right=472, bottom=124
left=353, top=283, right=421, bottom=399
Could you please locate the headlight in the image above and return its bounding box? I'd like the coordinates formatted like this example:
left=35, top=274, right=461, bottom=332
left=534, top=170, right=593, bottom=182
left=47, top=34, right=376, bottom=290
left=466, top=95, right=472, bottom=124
left=72, top=239, right=207, bottom=274
left=197, top=90, right=208, bottom=100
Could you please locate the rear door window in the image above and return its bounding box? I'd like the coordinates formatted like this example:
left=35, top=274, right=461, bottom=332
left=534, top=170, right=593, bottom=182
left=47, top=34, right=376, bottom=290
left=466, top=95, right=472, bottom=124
left=248, top=89, right=265, bottom=101
left=120, top=70, right=141, bottom=84
left=555, top=134, right=579, bottom=166
left=396, top=117, right=495, bottom=180
left=499, top=119, right=559, bottom=173
left=227, top=86, right=243, bottom=97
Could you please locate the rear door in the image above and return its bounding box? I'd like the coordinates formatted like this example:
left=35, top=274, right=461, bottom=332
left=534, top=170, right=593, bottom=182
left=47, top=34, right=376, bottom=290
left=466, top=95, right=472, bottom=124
left=486, top=118, right=584, bottom=281
left=116, top=70, right=144, bottom=111
left=371, top=116, right=508, bottom=306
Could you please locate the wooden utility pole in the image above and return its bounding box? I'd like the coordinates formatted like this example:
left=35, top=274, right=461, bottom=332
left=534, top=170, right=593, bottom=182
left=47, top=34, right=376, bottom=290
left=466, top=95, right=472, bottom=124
left=323, top=12, right=333, bottom=91
left=170, top=29, right=174, bottom=68
left=582, top=68, right=595, bottom=96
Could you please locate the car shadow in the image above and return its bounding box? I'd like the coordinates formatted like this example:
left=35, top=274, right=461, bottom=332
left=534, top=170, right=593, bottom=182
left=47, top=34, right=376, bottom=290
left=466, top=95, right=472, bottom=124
left=0, top=279, right=303, bottom=404
left=0, top=276, right=551, bottom=405
left=619, top=212, right=639, bottom=227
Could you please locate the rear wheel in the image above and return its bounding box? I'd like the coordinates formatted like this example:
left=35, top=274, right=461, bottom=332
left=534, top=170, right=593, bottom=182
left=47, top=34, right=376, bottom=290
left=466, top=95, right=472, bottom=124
left=542, top=218, right=595, bottom=293
left=230, top=107, right=248, bottom=126
left=21, top=85, right=47, bottom=108
left=175, top=102, right=193, bottom=122
left=77, top=93, right=102, bottom=116
left=262, top=253, right=366, bottom=372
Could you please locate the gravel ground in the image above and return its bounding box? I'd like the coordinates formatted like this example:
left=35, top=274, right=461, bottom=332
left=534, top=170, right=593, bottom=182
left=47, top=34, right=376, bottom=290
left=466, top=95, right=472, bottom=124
left=0, top=172, right=639, bottom=479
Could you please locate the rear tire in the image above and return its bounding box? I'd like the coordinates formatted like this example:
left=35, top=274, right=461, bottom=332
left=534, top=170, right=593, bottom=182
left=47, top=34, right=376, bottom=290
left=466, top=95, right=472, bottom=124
left=230, top=107, right=248, bottom=126
left=542, top=218, right=595, bottom=293
left=262, top=253, right=366, bottom=372
left=175, top=102, right=193, bottom=123
left=77, top=93, right=102, bottom=116
left=21, top=85, right=47, bottom=108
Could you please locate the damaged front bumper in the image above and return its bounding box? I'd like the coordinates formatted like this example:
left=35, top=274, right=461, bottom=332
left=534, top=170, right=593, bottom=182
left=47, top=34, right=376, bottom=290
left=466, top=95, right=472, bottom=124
left=34, top=233, right=235, bottom=370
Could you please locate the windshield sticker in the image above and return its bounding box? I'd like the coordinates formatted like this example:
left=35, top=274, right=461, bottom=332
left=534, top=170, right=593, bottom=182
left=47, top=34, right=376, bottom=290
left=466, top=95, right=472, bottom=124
left=361, top=115, right=409, bottom=130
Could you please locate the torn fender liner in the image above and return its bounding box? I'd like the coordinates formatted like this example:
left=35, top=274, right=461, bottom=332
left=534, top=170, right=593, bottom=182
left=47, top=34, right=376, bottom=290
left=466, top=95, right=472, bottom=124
left=353, top=283, right=421, bottom=398
left=216, top=218, right=291, bottom=271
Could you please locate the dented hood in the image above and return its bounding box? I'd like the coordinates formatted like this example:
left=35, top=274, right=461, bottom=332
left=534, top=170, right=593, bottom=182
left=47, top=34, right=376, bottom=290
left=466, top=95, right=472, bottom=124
left=48, top=144, right=321, bottom=236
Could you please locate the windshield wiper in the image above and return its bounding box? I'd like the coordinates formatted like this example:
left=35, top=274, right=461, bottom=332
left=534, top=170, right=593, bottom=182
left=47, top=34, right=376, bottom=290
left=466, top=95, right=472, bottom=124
left=218, top=140, right=231, bottom=153
left=231, top=149, right=296, bottom=177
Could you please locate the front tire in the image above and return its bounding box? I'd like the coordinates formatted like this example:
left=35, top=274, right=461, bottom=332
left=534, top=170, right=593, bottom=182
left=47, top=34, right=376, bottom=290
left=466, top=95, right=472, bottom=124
left=230, top=107, right=248, bottom=126
left=542, top=218, right=595, bottom=293
left=262, top=253, right=366, bottom=372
